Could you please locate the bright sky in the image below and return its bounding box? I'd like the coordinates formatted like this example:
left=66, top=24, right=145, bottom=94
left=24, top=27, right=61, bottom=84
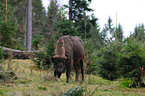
left=42, top=0, right=145, bottom=37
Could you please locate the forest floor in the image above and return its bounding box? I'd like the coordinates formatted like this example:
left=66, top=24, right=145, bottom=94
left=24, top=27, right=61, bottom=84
left=0, top=59, right=145, bottom=96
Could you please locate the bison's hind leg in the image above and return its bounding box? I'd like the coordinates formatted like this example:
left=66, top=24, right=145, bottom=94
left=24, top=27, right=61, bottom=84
left=80, top=59, right=84, bottom=81
left=74, top=64, right=80, bottom=82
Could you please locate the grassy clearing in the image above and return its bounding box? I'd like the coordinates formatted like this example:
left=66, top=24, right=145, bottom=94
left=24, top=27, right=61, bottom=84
left=0, top=59, right=145, bottom=96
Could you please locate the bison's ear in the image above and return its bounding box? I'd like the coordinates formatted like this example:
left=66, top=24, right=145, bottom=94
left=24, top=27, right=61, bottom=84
left=51, top=56, right=54, bottom=63
left=51, top=53, right=55, bottom=62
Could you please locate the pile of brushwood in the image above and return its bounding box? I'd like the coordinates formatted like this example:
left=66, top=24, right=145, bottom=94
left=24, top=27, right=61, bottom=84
left=0, top=65, right=17, bottom=82
left=0, top=48, right=17, bottom=82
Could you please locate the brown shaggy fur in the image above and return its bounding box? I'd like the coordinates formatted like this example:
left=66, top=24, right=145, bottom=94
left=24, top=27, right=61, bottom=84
left=52, top=35, right=84, bottom=83
left=54, top=37, right=67, bottom=59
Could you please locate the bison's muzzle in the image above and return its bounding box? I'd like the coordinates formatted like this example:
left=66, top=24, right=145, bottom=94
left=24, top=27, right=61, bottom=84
left=51, top=57, right=66, bottom=78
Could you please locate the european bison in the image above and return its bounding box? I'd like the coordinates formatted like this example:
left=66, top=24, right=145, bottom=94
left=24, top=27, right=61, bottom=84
left=51, top=35, right=84, bottom=83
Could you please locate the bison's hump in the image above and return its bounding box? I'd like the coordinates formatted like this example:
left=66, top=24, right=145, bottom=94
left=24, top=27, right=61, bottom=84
left=54, top=36, right=84, bottom=60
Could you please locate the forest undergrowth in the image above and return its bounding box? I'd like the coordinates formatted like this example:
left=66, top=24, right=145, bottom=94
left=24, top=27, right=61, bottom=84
left=0, top=59, right=145, bottom=96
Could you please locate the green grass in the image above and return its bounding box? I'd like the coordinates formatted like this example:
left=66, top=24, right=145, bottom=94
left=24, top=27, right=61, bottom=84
left=0, top=59, right=145, bottom=96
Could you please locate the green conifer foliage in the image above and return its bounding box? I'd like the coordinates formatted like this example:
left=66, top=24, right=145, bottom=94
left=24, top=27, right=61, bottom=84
left=133, top=24, right=145, bottom=42
left=0, top=3, right=17, bottom=48
left=116, top=23, right=123, bottom=42
left=65, top=0, right=97, bottom=38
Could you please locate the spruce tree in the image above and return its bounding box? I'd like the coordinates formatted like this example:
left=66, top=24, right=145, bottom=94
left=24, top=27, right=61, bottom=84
left=65, top=0, right=96, bottom=38
left=32, top=0, right=47, bottom=49
left=47, top=0, right=58, bottom=38
left=55, top=6, right=78, bottom=37
left=116, top=23, right=123, bottom=42
left=102, top=16, right=115, bottom=42
left=87, top=14, right=103, bottom=50
left=133, top=24, right=145, bottom=42
left=0, top=1, right=18, bottom=48
left=32, top=0, right=47, bottom=36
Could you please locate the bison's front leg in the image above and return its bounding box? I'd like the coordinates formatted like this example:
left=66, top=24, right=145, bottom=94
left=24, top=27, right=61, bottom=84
left=66, top=54, right=73, bottom=83
left=54, top=70, right=57, bottom=77
left=58, top=73, right=62, bottom=78
left=66, top=65, right=71, bottom=83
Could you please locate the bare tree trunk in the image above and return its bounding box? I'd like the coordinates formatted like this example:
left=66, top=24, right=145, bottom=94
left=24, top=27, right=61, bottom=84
left=26, top=0, right=32, bottom=51
left=5, top=0, right=7, bottom=23
left=69, top=0, right=72, bottom=21
left=24, top=1, right=27, bottom=49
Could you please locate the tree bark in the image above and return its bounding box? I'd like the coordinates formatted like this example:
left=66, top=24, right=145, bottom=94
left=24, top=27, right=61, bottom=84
left=69, top=0, right=72, bottom=21
left=24, top=1, right=27, bottom=49
left=26, top=0, right=32, bottom=51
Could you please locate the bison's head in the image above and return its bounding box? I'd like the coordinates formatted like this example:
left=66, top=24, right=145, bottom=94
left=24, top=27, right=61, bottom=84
left=51, top=57, right=67, bottom=78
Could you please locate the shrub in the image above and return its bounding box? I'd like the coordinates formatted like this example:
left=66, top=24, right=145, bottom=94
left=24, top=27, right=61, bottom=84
left=33, top=51, right=48, bottom=69
left=0, top=47, right=3, bottom=60
left=118, top=78, right=132, bottom=88
left=37, top=86, right=48, bottom=91
left=117, top=39, right=145, bottom=78
left=96, top=40, right=122, bottom=80
left=116, top=38, right=145, bottom=87
left=62, top=86, right=97, bottom=96
left=85, top=51, right=99, bottom=75
left=62, top=86, right=86, bottom=96
left=33, top=39, right=55, bottom=69
left=32, top=34, right=44, bottom=50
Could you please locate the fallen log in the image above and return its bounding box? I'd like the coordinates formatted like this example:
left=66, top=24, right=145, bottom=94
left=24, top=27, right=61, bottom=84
left=0, top=46, right=42, bottom=59
left=0, top=46, right=35, bottom=53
